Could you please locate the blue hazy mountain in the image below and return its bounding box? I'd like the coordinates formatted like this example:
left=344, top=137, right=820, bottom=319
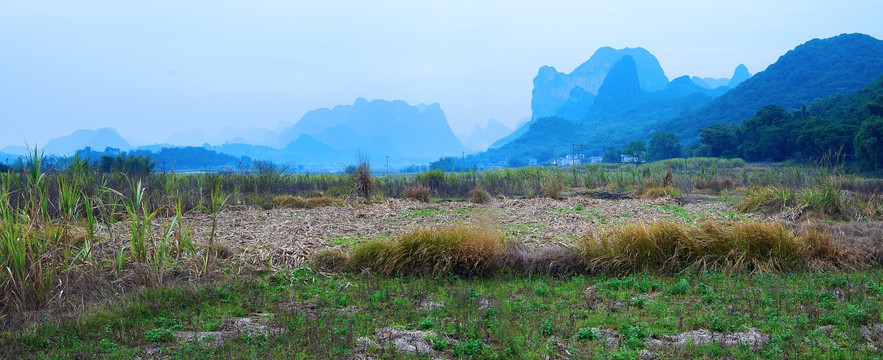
left=277, top=98, right=465, bottom=159
left=42, top=128, right=133, bottom=156
left=530, top=47, right=669, bottom=121
left=553, top=87, right=595, bottom=122
left=460, top=119, right=513, bottom=151
left=585, top=55, right=645, bottom=116
left=690, top=64, right=751, bottom=89
left=658, top=33, right=883, bottom=142
left=727, top=64, right=751, bottom=88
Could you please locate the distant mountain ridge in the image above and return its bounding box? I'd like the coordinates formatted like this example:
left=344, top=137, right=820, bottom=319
left=476, top=33, right=883, bottom=166
left=277, top=98, right=465, bottom=159
left=460, top=119, right=512, bottom=151
left=530, top=47, right=669, bottom=121
left=43, top=128, right=132, bottom=156
left=659, top=33, right=883, bottom=142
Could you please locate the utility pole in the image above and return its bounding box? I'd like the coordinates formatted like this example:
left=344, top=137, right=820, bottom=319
left=570, top=144, right=576, bottom=167
left=462, top=151, right=465, bottom=171
left=386, top=155, right=389, bottom=175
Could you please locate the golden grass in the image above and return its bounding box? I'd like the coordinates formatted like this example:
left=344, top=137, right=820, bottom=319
left=580, top=220, right=861, bottom=274
left=319, top=221, right=862, bottom=277
left=340, top=225, right=504, bottom=276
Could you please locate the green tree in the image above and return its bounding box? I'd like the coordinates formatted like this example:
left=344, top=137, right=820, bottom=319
left=699, top=124, right=738, bottom=158
left=737, top=105, right=795, bottom=161
left=648, top=131, right=682, bottom=161
left=868, top=95, right=883, bottom=117
left=795, top=118, right=855, bottom=160
left=602, top=147, right=622, bottom=163
left=854, top=116, right=883, bottom=171
left=430, top=157, right=465, bottom=172
left=622, top=141, right=646, bottom=163
left=854, top=96, right=883, bottom=171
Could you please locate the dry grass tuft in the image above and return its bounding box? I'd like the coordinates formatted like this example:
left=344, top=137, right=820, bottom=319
left=641, top=186, right=683, bottom=199
left=737, top=185, right=793, bottom=213
left=470, top=186, right=492, bottom=204
left=502, top=240, right=586, bottom=276
left=352, top=157, right=374, bottom=198
left=274, top=195, right=341, bottom=209
left=403, top=185, right=431, bottom=202
left=540, top=174, right=564, bottom=199
left=312, top=249, right=349, bottom=272
left=694, top=177, right=736, bottom=194
left=344, top=225, right=504, bottom=276
left=579, top=220, right=861, bottom=274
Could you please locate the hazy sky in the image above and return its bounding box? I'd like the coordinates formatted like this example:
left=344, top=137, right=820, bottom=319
left=2, top=1, right=882, bottom=148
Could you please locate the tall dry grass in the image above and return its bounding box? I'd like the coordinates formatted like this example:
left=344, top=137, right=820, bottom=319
left=318, top=220, right=862, bottom=277
left=580, top=221, right=861, bottom=274
left=341, top=225, right=504, bottom=276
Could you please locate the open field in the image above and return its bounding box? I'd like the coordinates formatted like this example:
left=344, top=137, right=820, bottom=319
left=2, top=156, right=883, bottom=358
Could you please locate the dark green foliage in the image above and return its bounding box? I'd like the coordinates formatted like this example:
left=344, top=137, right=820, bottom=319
left=736, top=105, right=795, bottom=161
left=602, top=147, right=622, bottom=163
left=98, top=154, right=156, bottom=176
left=622, top=141, right=646, bottom=163
left=854, top=116, right=883, bottom=170
left=648, top=131, right=682, bottom=161
left=698, top=123, right=738, bottom=158
left=795, top=118, right=856, bottom=159
left=429, top=157, right=467, bottom=172
left=696, top=91, right=881, bottom=163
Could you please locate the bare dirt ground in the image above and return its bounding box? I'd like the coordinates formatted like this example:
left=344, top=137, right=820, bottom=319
left=173, top=195, right=749, bottom=271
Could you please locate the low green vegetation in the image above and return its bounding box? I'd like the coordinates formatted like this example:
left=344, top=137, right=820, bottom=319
left=4, top=268, right=883, bottom=358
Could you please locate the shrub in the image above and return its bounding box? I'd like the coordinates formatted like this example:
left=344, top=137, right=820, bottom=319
left=470, top=186, right=492, bottom=204
left=402, top=185, right=431, bottom=202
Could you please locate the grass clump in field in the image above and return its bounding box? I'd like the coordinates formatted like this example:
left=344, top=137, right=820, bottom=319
left=336, top=225, right=504, bottom=276
left=470, top=186, right=492, bottom=204
left=738, top=182, right=880, bottom=221
left=581, top=220, right=861, bottom=274
left=540, top=173, right=564, bottom=199
left=273, top=195, right=341, bottom=209
left=402, top=184, right=430, bottom=202
left=738, top=185, right=794, bottom=213
left=640, top=185, right=683, bottom=199
left=636, top=169, right=683, bottom=199
left=694, top=176, right=736, bottom=194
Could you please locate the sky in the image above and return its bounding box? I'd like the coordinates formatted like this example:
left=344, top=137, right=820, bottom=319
left=2, top=0, right=882, bottom=148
